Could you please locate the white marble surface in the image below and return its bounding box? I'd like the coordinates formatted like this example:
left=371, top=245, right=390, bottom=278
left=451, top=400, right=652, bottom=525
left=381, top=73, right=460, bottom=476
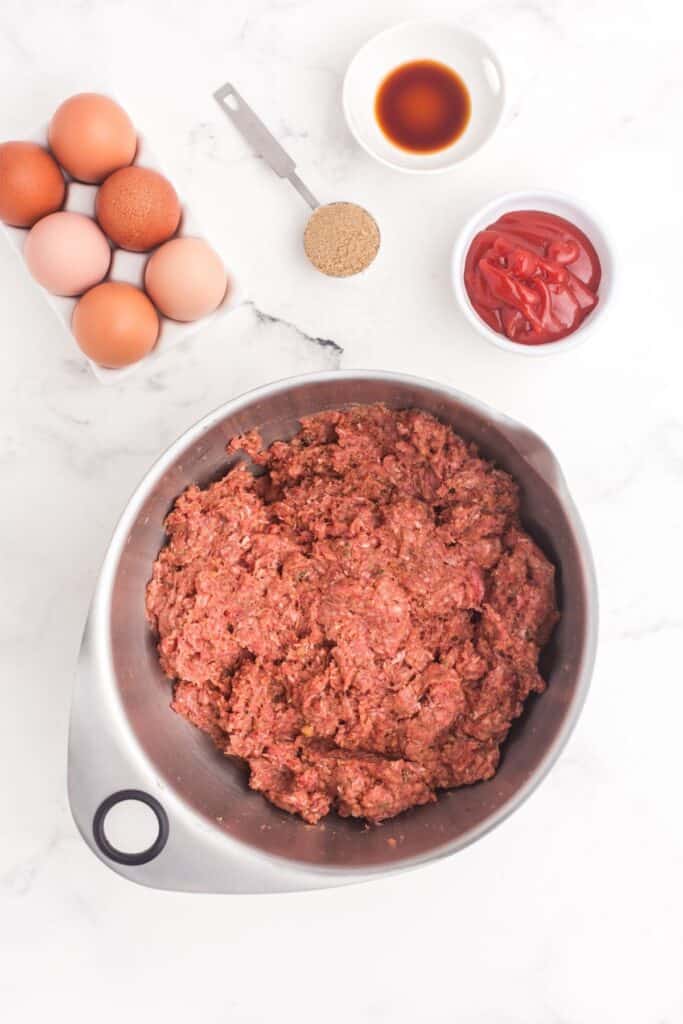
left=1, top=0, right=681, bottom=1020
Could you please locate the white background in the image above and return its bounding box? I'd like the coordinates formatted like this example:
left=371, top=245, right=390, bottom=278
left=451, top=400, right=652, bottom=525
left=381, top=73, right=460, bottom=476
left=1, top=1, right=681, bottom=1021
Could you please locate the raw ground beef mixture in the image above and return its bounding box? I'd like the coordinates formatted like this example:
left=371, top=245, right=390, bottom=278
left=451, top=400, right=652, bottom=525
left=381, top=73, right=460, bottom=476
left=146, top=404, right=559, bottom=824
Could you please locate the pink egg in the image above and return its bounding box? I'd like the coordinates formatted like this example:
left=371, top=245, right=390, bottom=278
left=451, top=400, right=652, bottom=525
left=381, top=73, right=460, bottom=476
left=24, top=211, right=111, bottom=296
left=144, top=236, right=228, bottom=322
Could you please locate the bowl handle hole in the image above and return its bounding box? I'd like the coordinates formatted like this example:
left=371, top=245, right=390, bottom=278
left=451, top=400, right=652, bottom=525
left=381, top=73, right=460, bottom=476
left=92, top=790, right=169, bottom=866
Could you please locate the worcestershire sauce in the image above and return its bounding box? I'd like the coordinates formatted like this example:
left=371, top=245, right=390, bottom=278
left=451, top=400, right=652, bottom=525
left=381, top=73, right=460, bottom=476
left=375, top=60, right=471, bottom=154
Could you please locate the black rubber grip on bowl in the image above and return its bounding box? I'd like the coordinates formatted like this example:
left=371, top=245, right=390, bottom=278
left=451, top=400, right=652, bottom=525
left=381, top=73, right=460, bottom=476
left=92, top=789, right=169, bottom=866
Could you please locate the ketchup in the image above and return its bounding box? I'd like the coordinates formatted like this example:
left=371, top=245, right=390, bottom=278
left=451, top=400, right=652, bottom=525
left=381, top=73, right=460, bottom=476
left=464, top=210, right=601, bottom=345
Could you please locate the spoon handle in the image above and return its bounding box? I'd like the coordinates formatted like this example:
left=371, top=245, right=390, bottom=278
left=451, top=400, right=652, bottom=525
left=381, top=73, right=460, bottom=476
left=213, top=82, right=320, bottom=210
left=287, top=171, right=320, bottom=211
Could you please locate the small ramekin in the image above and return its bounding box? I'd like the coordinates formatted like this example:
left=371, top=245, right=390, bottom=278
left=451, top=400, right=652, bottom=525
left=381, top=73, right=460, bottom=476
left=451, top=190, right=615, bottom=356
left=342, top=20, right=505, bottom=174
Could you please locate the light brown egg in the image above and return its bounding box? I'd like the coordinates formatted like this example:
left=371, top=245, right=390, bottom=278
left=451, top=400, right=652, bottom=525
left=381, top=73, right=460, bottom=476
left=96, top=166, right=181, bottom=252
left=72, top=281, right=159, bottom=368
left=144, top=237, right=228, bottom=321
left=49, top=93, right=137, bottom=184
left=0, top=141, right=65, bottom=227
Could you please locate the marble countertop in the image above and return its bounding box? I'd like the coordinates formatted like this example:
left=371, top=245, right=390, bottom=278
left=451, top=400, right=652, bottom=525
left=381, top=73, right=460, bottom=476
left=1, top=0, right=681, bottom=1021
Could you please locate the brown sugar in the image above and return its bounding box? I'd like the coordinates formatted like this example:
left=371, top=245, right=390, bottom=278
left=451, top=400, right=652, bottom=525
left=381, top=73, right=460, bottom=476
left=303, top=201, right=380, bottom=277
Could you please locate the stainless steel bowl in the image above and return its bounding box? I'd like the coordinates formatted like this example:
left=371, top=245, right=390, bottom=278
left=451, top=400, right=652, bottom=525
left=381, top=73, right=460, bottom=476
left=68, top=370, right=597, bottom=892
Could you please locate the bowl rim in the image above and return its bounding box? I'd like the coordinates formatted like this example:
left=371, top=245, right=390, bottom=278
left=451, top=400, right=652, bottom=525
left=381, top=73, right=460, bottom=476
left=70, top=370, right=598, bottom=890
left=342, top=19, right=507, bottom=175
left=451, top=188, right=615, bottom=356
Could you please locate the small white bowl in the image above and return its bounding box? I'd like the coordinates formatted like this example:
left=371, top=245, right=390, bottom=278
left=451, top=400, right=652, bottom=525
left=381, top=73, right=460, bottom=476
left=451, top=190, right=615, bottom=357
left=342, top=20, right=505, bottom=174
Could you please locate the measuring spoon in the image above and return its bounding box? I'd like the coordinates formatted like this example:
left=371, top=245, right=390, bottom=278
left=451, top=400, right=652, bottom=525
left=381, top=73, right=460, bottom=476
left=213, top=83, right=380, bottom=277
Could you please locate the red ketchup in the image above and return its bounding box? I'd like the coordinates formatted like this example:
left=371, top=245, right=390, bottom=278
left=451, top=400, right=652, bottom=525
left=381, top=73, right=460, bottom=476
left=464, top=210, right=601, bottom=345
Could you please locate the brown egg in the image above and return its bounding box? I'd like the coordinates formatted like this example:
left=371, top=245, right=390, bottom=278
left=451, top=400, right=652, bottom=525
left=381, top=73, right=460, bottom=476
left=72, top=281, right=159, bottom=368
left=0, top=141, right=65, bottom=227
left=96, top=166, right=181, bottom=252
left=49, top=93, right=136, bottom=184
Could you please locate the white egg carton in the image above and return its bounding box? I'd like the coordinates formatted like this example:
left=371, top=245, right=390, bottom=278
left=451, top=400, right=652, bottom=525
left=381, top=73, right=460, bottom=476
left=1, top=130, right=242, bottom=384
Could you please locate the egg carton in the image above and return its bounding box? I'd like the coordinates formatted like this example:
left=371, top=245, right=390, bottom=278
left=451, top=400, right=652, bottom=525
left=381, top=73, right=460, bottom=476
left=1, top=131, right=242, bottom=384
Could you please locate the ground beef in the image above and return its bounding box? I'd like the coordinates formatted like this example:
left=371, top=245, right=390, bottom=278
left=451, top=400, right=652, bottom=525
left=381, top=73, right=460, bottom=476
left=145, top=404, right=559, bottom=824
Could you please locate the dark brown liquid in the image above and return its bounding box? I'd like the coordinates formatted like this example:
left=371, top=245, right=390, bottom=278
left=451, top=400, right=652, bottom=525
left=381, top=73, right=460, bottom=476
left=375, top=59, right=471, bottom=154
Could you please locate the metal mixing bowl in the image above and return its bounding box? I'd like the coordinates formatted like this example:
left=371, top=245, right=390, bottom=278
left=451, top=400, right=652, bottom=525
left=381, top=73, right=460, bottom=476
left=68, top=370, right=597, bottom=892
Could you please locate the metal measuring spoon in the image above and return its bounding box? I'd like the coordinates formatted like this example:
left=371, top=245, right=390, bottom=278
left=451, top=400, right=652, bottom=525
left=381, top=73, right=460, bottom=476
left=213, top=83, right=380, bottom=277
